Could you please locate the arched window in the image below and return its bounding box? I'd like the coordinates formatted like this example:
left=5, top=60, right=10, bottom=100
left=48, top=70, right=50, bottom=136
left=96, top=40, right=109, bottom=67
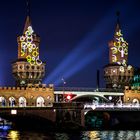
left=9, top=97, right=16, bottom=107
left=133, top=98, right=139, bottom=105
left=36, top=96, right=45, bottom=107
left=0, top=97, right=6, bottom=106
left=19, top=97, right=26, bottom=107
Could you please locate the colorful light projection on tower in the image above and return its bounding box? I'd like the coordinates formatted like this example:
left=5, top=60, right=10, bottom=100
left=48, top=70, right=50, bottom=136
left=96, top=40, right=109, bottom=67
left=110, top=29, right=128, bottom=66
left=19, top=26, right=42, bottom=65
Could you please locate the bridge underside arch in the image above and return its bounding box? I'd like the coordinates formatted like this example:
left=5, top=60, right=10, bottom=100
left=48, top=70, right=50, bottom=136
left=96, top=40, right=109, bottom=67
left=85, top=110, right=111, bottom=129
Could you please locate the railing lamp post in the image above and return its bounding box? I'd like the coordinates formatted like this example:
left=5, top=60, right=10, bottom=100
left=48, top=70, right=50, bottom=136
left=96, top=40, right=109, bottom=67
left=62, top=78, right=66, bottom=102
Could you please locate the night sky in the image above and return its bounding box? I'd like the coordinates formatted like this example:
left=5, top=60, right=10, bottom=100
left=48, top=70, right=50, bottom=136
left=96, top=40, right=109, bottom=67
left=0, top=0, right=140, bottom=88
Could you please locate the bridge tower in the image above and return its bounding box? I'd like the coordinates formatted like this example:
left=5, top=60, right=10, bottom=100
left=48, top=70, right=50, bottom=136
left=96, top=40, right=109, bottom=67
left=104, top=13, right=134, bottom=89
left=12, top=3, right=45, bottom=87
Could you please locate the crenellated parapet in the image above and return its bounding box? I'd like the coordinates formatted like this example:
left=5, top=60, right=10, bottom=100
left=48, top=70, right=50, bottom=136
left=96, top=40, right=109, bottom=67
left=0, top=84, right=54, bottom=107
left=124, top=86, right=140, bottom=103
left=0, top=84, right=53, bottom=91
left=125, top=86, right=140, bottom=92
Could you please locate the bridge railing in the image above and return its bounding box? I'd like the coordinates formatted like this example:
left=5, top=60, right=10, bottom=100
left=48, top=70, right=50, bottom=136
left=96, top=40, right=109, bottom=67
left=54, top=87, right=123, bottom=92
left=84, top=103, right=140, bottom=110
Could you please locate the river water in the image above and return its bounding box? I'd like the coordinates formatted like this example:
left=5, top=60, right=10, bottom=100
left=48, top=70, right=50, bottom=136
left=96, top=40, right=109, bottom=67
left=0, top=130, right=140, bottom=139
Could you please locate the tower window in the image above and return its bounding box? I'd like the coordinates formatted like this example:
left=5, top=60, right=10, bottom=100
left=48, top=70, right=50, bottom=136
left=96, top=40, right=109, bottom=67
left=20, top=66, right=23, bottom=69
left=26, top=65, right=30, bottom=69
left=20, top=80, right=25, bottom=85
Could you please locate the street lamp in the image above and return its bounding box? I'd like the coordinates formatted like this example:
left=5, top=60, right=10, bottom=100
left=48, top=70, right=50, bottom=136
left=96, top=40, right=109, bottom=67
left=61, top=78, right=66, bottom=102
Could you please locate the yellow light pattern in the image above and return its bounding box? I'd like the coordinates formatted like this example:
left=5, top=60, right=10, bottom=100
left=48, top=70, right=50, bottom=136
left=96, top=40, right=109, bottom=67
left=111, top=29, right=128, bottom=66
left=112, top=55, right=117, bottom=62
left=111, top=47, right=118, bottom=54
left=20, top=26, right=42, bottom=66
left=116, top=30, right=122, bottom=36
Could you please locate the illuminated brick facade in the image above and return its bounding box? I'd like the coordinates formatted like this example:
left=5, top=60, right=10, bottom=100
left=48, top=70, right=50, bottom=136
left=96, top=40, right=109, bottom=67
left=104, top=17, right=134, bottom=89
left=108, top=23, right=128, bottom=65
left=0, top=84, right=54, bottom=107
left=124, top=86, right=140, bottom=104
left=12, top=16, right=45, bottom=87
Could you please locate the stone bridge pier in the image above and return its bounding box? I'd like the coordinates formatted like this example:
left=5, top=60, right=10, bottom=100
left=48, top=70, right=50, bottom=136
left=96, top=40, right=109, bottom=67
left=53, top=102, right=85, bottom=129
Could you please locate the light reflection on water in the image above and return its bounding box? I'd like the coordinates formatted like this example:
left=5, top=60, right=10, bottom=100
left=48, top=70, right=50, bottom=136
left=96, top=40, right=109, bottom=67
left=7, top=131, right=20, bottom=139
left=0, top=130, right=140, bottom=139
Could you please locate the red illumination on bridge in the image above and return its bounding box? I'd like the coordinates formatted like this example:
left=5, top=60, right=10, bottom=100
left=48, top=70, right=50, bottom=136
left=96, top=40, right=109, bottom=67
left=64, top=93, right=76, bottom=102
left=66, top=95, right=71, bottom=100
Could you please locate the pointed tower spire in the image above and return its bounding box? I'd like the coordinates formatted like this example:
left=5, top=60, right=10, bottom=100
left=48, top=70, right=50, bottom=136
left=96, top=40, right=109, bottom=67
left=23, top=0, right=32, bottom=33
left=115, top=11, right=121, bottom=33
left=26, top=0, right=30, bottom=17
left=117, top=12, right=120, bottom=25
left=23, top=16, right=32, bottom=33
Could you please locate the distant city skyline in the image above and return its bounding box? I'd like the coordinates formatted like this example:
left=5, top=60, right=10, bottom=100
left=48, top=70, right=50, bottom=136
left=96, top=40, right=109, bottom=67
left=0, top=0, right=140, bottom=87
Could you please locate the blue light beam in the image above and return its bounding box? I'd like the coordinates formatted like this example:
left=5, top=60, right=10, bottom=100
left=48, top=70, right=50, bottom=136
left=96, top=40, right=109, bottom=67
left=54, top=44, right=106, bottom=85
left=45, top=12, right=115, bottom=84
left=44, top=2, right=131, bottom=85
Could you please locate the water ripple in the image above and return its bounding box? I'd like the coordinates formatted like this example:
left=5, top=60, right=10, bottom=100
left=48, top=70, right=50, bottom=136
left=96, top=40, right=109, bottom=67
left=0, top=130, right=140, bottom=140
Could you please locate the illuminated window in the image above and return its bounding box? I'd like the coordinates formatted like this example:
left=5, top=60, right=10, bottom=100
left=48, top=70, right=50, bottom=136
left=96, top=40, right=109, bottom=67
left=26, top=65, right=30, bottom=69
left=11, top=110, right=17, bottom=115
left=31, top=66, right=34, bottom=69
left=113, top=70, right=116, bottom=73
left=119, top=66, right=124, bottom=72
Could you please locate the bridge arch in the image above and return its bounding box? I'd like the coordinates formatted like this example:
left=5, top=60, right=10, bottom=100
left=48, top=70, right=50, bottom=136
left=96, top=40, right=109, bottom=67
left=19, top=97, right=27, bottom=107
left=9, top=97, right=16, bottom=107
left=71, top=94, right=109, bottom=104
left=132, top=98, right=139, bottom=105
left=36, top=96, right=45, bottom=107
